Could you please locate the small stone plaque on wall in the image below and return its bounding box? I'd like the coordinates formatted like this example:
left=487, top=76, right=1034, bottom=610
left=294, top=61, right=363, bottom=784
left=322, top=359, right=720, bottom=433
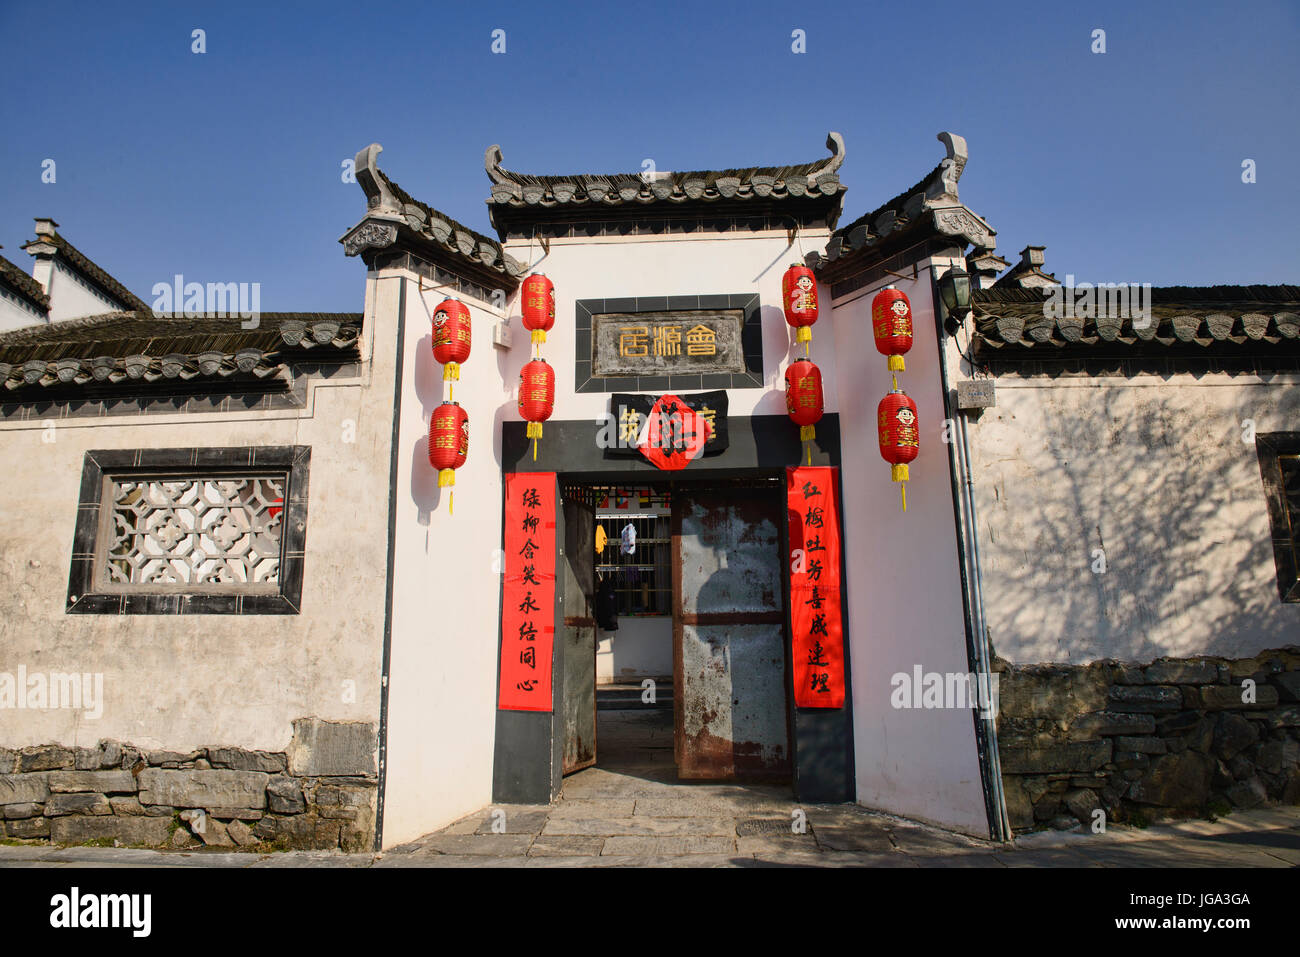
left=592, top=311, right=745, bottom=377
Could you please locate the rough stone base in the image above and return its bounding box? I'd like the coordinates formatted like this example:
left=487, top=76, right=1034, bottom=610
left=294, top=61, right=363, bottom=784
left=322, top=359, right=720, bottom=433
left=996, top=648, right=1300, bottom=832
left=0, top=719, right=377, bottom=852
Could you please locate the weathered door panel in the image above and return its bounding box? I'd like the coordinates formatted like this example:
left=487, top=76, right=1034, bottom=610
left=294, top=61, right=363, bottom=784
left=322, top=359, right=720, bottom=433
left=561, top=496, right=597, bottom=775
left=673, top=488, right=791, bottom=780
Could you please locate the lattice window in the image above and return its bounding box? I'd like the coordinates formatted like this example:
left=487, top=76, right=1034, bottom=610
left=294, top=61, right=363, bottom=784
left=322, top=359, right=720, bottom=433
left=67, top=447, right=310, bottom=615
left=103, top=476, right=285, bottom=588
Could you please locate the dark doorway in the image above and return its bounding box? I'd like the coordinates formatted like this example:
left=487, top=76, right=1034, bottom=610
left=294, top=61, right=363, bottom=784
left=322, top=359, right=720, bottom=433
left=560, top=477, right=792, bottom=786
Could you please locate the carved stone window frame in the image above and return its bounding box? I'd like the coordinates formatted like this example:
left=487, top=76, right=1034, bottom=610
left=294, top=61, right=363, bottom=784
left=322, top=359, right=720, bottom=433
left=66, top=446, right=310, bottom=615
left=1256, top=432, right=1300, bottom=603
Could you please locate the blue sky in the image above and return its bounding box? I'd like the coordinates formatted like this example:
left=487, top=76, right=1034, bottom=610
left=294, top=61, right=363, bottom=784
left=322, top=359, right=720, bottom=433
left=1, top=0, right=1296, bottom=312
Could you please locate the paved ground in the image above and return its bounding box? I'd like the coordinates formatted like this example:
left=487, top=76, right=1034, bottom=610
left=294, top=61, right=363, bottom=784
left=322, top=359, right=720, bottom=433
left=2, top=712, right=1298, bottom=868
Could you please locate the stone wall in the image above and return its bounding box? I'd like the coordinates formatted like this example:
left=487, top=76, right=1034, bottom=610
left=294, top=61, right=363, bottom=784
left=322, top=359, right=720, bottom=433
left=0, top=718, right=378, bottom=851
left=996, top=648, right=1300, bottom=831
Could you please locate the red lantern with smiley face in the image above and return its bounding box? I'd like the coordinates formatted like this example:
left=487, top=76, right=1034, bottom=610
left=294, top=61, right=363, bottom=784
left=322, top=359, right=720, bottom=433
left=878, top=389, right=919, bottom=511
left=432, top=297, right=472, bottom=382
left=782, top=264, right=819, bottom=349
left=871, top=286, right=913, bottom=373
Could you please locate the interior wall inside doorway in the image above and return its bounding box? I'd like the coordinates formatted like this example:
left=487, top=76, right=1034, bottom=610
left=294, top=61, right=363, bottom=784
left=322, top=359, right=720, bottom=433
left=589, top=487, right=674, bottom=683
left=597, top=617, right=672, bottom=682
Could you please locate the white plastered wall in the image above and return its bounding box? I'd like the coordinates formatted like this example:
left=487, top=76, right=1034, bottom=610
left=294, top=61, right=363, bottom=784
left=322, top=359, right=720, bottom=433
left=831, top=261, right=989, bottom=836
left=0, top=291, right=388, bottom=755
left=963, top=369, right=1300, bottom=665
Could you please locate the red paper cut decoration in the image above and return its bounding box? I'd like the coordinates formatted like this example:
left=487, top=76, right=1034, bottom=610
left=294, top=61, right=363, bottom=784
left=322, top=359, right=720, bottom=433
left=521, top=274, right=555, bottom=347
left=518, top=358, right=555, bottom=461
left=499, top=474, right=556, bottom=711
left=877, top=389, right=919, bottom=511
left=871, top=285, right=913, bottom=374
left=787, top=466, right=845, bottom=708
left=782, top=263, right=819, bottom=348
left=428, top=401, right=469, bottom=513
left=637, top=394, right=711, bottom=472
left=432, top=297, right=472, bottom=382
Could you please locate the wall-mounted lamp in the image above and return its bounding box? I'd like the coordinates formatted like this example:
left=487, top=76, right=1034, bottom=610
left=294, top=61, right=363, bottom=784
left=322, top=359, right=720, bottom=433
left=937, top=264, right=972, bottom=333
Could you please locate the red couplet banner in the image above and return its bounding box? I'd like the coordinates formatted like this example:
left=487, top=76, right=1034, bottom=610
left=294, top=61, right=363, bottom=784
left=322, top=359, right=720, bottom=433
left=786, top=466, right=846, bottom=708
left=498, top=473, right=557, bottom=711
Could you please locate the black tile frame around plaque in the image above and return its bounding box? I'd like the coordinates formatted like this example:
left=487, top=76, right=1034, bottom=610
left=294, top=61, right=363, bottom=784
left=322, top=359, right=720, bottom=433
left=574, top=293, right=764, bottom=393
left=66, top=446, right=311, bottom=615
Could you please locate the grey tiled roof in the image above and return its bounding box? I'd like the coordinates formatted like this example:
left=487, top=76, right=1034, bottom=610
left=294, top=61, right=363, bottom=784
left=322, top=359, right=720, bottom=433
left=377, top=168, right=523, bottom=278
left=972, top=286, right=1300, bottom=350
left=484, top=132, right=845, bottom=213
left=810, top=133, right=995, bottom=280
left=342, top=144, right=521, bottom=282
left=0, top=311, right=361, bottom=391
left=20, top=231, right=149, bottom=312
left=0, top=252, right=49, bottom=312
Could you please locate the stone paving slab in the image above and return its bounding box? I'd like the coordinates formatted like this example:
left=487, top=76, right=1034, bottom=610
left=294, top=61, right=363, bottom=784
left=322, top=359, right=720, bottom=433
left=548, top=800, right=637, bottom=819
left=474, top=809, right=550, bottom=835
left=904, top=853, right=1008, bottom=868
left=813, top=826, right=898, bottom=853
left=528, top=835, right=606, bottom=857
left=992, top=848, right=1102, bottom=868
left=413, top=834, right=535, bottom=856
left=886, top=825, right=991, bottom=855
left=543, top=816, right=736, bottom=837
left=736, top=834, right=820, bottom=856
left=600, top=835, right=737, bottom=856
left=634, top=796, right=792, bottom=817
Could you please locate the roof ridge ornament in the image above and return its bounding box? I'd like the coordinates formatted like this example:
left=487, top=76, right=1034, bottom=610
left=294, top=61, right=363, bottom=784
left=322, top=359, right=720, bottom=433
left=353, top=143, right=401, bottom=213
left=485, top=144, right=507, bottom=185
left=808, top=132, right=846, bottom=185
left=930, top=132, right=968, bottom=203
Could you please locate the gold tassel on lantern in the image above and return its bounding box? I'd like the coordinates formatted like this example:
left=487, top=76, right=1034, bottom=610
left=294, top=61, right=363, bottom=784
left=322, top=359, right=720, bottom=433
left=442, top=362, right=460, bottom=382
left=527, top=421, right=543, bottom=460
left=531, top=329, right=547, bottom=346
left=796, top=326, right=812, bottom=345
left=888, top=355, right=905, bottom=372
left=438, top=468, right=456, bottom=514
left=892, top=463, right=909, bottom=512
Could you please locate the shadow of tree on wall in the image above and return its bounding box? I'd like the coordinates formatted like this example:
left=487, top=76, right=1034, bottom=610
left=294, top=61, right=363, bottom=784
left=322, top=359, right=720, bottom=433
left=965, top=376, right=1300, bottom=829
left=970, top=379, right=1299, bottom=665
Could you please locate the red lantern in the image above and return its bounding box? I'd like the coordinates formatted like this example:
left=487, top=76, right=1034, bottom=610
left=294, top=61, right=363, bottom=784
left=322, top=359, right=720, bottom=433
left=877, top=389, right=919, bottom=511
left=428, top=401, right=469, bottom=513
left=521, top=274, right=555, bottom=346
left=785, top=359, right=823, bottom=464
left=782, top=264, right=819, bottom=347
left=872, top=286, right=913, bottom=373
left=432, top=298, right=472, bottom=382
left=518, top=358, right=555, bottom=461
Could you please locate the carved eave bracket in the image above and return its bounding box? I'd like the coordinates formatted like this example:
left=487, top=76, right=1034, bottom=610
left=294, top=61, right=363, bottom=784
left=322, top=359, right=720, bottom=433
left=930, top=204, right=995, bottom=249
left=339, top=218, right=399, bottom=258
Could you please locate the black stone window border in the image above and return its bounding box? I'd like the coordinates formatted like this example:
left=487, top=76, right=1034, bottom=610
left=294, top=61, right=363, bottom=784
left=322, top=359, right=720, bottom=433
left=66, top=446, right=310, bottom=615
left=1256, top=432, right=1300, bottom=603
left=575, top=294, right=763, bottom=394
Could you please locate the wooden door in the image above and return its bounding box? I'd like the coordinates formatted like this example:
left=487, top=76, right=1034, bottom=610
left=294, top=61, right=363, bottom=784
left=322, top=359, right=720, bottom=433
left=561, top=495, right=597, bottom=775
left=672, top=486, right=791, bottom=780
